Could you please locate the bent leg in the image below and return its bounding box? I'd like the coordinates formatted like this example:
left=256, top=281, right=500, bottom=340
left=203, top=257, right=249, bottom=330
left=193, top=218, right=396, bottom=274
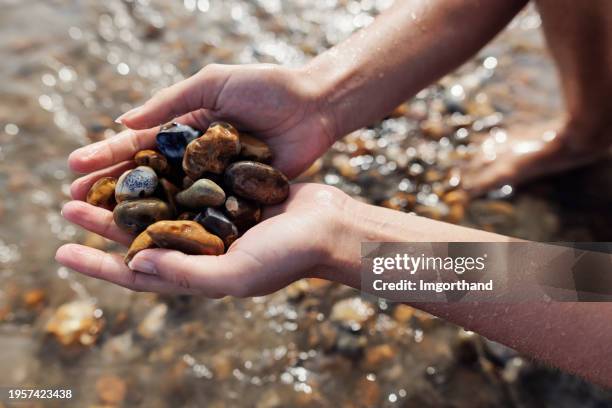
left=463, top=0, right=612, bottom=195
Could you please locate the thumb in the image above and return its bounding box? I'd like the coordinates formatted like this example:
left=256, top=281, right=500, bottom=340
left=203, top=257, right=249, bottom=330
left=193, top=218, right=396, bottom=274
left=116, top=64, right=232, bottom=129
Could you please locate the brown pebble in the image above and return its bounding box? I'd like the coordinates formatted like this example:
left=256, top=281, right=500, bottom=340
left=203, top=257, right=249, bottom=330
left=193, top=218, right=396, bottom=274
left=134, top=149, right=169, bottom=175
left=146, top=220, right=224, bottom=255
left=86, top=177, right=117, bottom=210
left=355, top=377, right=381, bottom=407
left=443, top=190, right=469, bottom=206
left=96, top=375, right=127, bottom=404
left=45, top=301, right=105, bottom=347
left=446, top=204, right=465, bottom=224
left=363, top=344, right=395, bottom=369
left=158, top=178, right=180, bottom=214
left=183, top=176, right=195, bottom=189
left=113, top=198, right=173, bottom=235
left=421, top=119, right=449, bottom=140
left=177, top=212, right=197, bottom=220
left=125, top=230, right=157, bottom=264
left=23, top=289, right=46, bottom=309
left=238, top=133, right=273, bottom=163
left=212, top=355, right=233, bottom=380
left=381, top=192, right=416, bottom=212
left=224, top=195, right=261, bottom=230
left=388, top=103, right=409, bottom=118
left=225, top=161, right=289, bottom=205
left=182, top=121, right=240, bottom=178
left=393, top=304, right=415, bottom=323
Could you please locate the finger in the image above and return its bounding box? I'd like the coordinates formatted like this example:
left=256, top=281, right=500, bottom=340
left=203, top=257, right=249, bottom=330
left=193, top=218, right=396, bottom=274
left=69, top=129, right=155, bottom=174
left=61, top=201, right=132, bottom=246
left=69, top=111, right=213, bottom=174
left=55, top=244, right=199, bottom=295
left=116, top=64, right=232, bottom=130
left=127, top=249, right=253, bottom=298
left=70, top=160, right=135, bottom=201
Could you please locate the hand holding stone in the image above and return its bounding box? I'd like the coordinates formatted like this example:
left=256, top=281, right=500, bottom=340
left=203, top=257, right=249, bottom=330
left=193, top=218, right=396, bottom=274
left=56, top=183, right=349, bottom=297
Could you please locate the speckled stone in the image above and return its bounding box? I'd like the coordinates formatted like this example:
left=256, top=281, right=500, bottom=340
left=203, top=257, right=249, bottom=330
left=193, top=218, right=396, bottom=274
left=182, top=121, right=240, bottom=178
left=113, top=198, right=173, bottom=234
left=194, top=208, right=238, bottom=247
left=125, top=230, right=156, bottom=264
left=176, top=179, right=226, bottom=209
left=238, top=133, right=273, bottom=163
left=224, top=161, right=289, bottom=204
left=134, top=149, right=169, bottom=175
left=115, top=166, right=158, bottom=202
left=156, top=122, right=201, bottom=166
left=86, top=176, right=117, bottom=210
left=146, top=220, right=224, bottom=255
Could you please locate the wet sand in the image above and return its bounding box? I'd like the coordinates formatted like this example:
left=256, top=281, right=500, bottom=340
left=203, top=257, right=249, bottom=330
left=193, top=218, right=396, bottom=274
left=1, top=1, right=611, bottom=406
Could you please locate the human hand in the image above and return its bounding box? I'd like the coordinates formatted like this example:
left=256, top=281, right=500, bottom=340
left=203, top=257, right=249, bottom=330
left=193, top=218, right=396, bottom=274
left=68, top=64, right=336, bottom=180
left=55, top=184, right=350, bottom=297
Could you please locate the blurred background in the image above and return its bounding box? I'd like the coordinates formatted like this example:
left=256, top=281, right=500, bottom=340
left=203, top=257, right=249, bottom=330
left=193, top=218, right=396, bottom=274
left=1, top=0, right=612, bottom=407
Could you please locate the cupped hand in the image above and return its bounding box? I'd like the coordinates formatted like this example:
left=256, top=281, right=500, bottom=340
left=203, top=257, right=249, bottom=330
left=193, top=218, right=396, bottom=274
left=69, top=64, right=336, bottom=180
left=55, top=184, right=350, bottom=297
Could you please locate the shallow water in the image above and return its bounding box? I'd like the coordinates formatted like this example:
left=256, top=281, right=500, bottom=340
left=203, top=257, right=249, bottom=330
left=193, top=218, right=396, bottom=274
left=1, top=1, right=611, bottom=407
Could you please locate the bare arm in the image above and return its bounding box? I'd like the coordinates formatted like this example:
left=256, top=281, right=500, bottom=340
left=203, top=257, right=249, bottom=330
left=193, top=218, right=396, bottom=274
left=307, top=0, right=528, bottom=138
left=325, top=198, right=612, bottom=388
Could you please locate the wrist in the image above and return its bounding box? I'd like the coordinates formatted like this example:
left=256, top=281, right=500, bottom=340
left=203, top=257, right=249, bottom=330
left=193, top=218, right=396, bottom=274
left=291, top=64, right=342, bottom=149
left=315, top=193, right=376, bottom=287
left=302, top=56, right=350, bottom=139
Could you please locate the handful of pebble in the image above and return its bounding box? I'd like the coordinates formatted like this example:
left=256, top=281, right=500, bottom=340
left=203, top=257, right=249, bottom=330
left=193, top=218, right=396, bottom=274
left=85, top=122, right=289, bottom=264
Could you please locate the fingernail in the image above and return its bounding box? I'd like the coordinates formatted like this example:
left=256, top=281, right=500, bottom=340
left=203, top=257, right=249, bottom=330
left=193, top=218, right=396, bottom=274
left=128, top=258, right=157, bottom=274
left=115, top=105, right=143, bottom=124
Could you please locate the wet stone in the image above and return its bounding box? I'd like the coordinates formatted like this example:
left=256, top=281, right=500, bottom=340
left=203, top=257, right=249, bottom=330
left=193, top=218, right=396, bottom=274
left=336, top=332, right=367, bottom=358
left=113, top=198, right=173, bottom=235
left=443, top=190, right=469, bottom=206
left=158, top=178, right=180, bottom=214
left=363, top=344, right=395, bottom=369
left=115, top=166, right=158, bottom=202
left=330, top=297, right=375, bottom=331
left=225, top=161, right=289, bottom=205
left=224, top=195, right=261, bottom=230
left=137, top=303, right=167, bottom=339
left=176, top=178, right=226, bottom=209
left=134, top=149, right=169, bottom=175
left=239, top=133, right=273, bottom=163
left=446, top=203, right=465, bottom=224
left=45, top=301, right=105, bottom=347
left=183, top=176, right=195, bottom=189
left=146, top=220, right=224, bottom=255
left=194, top=208, right=239, bottom=247
left=125, top=230, right=157, bottom=264
left=22, top=289, right=46, bottom=310
left=182, top=121, right=241, bottom=178
left=156, top=122, right=201, bottom=166
left=96, top=374, right=127, bottom=405
left=177, top=212, right=197, bottom=220
left=86, top=176, right=117, bottom=210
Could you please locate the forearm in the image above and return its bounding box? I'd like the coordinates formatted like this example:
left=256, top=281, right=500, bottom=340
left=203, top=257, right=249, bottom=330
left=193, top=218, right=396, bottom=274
left=323, top=198, right=612, bottom=387
left=306, top=0, right=527, bottom=138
